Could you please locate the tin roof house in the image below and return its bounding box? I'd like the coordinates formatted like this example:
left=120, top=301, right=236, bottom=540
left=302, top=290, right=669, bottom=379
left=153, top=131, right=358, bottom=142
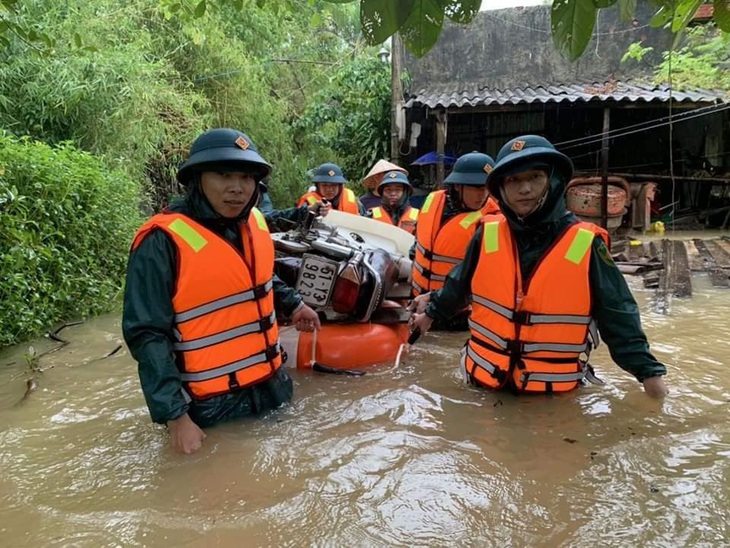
left=399, top=3, right=729, bottom=227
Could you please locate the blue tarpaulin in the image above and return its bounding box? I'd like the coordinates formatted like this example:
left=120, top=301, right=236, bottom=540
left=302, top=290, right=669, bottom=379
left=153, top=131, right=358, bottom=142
left=411, top=152, right=457, bottom=166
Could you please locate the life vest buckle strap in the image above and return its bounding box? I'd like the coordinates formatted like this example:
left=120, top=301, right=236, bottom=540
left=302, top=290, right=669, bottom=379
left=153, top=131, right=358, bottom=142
left=506, top=339, right=523, bottom=355
left=513, top=311, right=532, bottom=326
left=259, top=313, right=274, bottom=331
left=253, top=281, right=271, bottom=300
left=264, top=344, right=280, bottom=361
left=416, top=243, right=433, bottom=260
left=414, top=263, right=431, bottom=277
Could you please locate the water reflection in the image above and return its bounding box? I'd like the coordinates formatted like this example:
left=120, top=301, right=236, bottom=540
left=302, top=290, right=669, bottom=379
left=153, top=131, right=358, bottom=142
left=0, top=280, right=728, bottom=546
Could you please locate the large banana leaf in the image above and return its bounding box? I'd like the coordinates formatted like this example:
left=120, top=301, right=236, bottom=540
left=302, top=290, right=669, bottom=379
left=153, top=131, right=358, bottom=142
left=551, top=0, right=598, bottom=61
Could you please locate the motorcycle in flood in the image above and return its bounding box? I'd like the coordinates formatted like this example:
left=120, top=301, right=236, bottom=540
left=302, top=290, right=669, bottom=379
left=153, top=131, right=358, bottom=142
left=272, top=209, right=414, bottom=372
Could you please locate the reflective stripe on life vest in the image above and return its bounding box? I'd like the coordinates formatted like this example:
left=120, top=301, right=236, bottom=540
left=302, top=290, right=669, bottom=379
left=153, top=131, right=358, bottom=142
left=465, top=216, right=609, bottom=394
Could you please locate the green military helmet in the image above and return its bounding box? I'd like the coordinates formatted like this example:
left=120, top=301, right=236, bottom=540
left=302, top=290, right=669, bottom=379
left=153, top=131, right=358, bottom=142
left=311, top=162, right=347, bottom=184
left=377, top=170, right=412, bottom=193
left=486, top=135, right=573, bottom=196
left=443, top=152, right=496, bottom=186
left=177, top=128, right=272, bottom=185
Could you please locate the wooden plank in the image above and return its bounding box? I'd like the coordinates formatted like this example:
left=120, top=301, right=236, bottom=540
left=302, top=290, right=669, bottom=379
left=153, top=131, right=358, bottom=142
left=685, top=239, right=705, bottom=271
left=655, top=239, right=672, bottom=314
left=649, top=241, right=661, bottom=263
left=705, top=239, right=730, bottom=269
left=672, top=240, right=692, bottom=298
left=716, top=238, right=730, bottom=257
left=693, top=239, right=729, bottom=288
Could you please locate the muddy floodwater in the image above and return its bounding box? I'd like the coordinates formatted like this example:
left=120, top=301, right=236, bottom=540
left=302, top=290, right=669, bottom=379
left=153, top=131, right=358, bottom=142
left=1, top=274, right=728, bottom=547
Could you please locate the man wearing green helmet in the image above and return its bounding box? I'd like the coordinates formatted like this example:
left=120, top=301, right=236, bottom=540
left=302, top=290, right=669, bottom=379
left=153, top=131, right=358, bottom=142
left=411, top=135, right=668, bottom=398
left=408, top=151, right=500, bottom=331
left=369, top=170, right=419, bottom=234
left=297, top=162, right=364, bottom=215
left=123, top=128, right=321, bottom=454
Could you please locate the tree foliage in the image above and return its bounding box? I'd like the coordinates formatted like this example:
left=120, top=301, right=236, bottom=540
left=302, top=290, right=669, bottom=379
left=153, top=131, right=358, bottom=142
left=0, top=0, right=391, bottom=346
left=0, top=134, right=143, bottom=346
left=623, top=24, right=730, bottom=91
left=294, top=55, right=391, bottom=194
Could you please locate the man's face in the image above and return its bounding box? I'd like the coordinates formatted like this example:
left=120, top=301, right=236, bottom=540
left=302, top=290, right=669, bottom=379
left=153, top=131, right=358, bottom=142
left=502, top=169, right=549, bottom=218
left=380, top=183, right=405, bottom=208
left=200, top=171, right=256, bottom=218
left=458, top=184, right=489, bottom=211
left=317, top=183, right=342, bottom=201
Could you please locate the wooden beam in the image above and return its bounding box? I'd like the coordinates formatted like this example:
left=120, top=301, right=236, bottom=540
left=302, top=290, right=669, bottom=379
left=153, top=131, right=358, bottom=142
left=436, top=110, right=447, bottom=187
left=600, top=107, right=610, bottom=229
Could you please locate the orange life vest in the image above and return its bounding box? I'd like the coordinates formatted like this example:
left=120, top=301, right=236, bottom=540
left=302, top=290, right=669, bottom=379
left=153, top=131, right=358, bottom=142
left=130, top=209, right=281, bottom=400
left=371, top=205, right=419, bottom=234
left=297, top=188, right=359, bottom=214
left=464, top=216, right=609, bottom=394
left=412, top=191, right=500, bottom=296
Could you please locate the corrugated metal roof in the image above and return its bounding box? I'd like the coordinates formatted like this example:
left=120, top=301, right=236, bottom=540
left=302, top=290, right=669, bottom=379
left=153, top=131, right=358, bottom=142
left=405, top=80, right=729, bottom=109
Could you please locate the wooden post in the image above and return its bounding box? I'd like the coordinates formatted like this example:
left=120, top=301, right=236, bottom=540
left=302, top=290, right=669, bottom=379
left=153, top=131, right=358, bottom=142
left=600, top=107, right=611, bottom=229
left=436, top=110, right=447, bottom=187
left=390, top=33, right=403, bottom=165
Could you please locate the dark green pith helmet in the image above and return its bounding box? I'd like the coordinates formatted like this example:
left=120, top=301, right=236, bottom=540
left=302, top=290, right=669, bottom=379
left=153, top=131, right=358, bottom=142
left=377, top=170, right=412, bottom=193
left=486, top=135, right=573, bottom=196
left=443, top=152, right=496, bottom=186
left=177, top=128, right=272, bottom=185
left=311, top=163, right=347, bottom=184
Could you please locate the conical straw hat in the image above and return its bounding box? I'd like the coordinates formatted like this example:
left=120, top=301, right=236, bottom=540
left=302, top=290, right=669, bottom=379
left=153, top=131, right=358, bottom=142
left=363, top=159, right=408, bottom=191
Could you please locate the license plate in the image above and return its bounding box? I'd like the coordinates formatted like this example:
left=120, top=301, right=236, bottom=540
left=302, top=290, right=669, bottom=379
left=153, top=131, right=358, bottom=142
left=296, top=254, right=339, bottom=308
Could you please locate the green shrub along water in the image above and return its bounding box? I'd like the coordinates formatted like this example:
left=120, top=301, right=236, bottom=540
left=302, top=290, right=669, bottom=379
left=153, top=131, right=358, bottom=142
left=0, top=134, right=143, bottom=347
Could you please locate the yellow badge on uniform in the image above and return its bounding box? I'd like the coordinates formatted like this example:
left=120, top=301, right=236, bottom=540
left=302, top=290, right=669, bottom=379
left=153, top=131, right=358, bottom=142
left=511, top=140, right=525, bottom=151
left=235, top=136, right=250, bottom=150
left=484, top=164, right=493, bottom=174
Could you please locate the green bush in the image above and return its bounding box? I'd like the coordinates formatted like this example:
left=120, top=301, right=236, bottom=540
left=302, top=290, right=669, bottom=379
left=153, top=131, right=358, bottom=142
left=0, top=133, right=143, bottom=347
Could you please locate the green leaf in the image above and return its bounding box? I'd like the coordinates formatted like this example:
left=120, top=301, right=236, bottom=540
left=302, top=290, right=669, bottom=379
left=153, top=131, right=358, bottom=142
left=400, top=0, right=445, bottom=57
left=233, top=0, right=243, bottom=10
left=714, top=0, right=730, bottom=31
left=592, top=0, right=617, bottom=7
left=649, top=4, right=672, bottom=27
left=73, top=32, right=82, bottom=48
left=551, top=0, right=597, bottom=61
left=361, top=0, right=415, bottom=45
left=671, top=0, right=703, bottom=32
left=169, top=3, right=181, bottom=12
left=194, top=0, right=207, bottom=18
left=618, top=0, right=637, bottom=21
left=442, top=0, right=480, bottom=24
